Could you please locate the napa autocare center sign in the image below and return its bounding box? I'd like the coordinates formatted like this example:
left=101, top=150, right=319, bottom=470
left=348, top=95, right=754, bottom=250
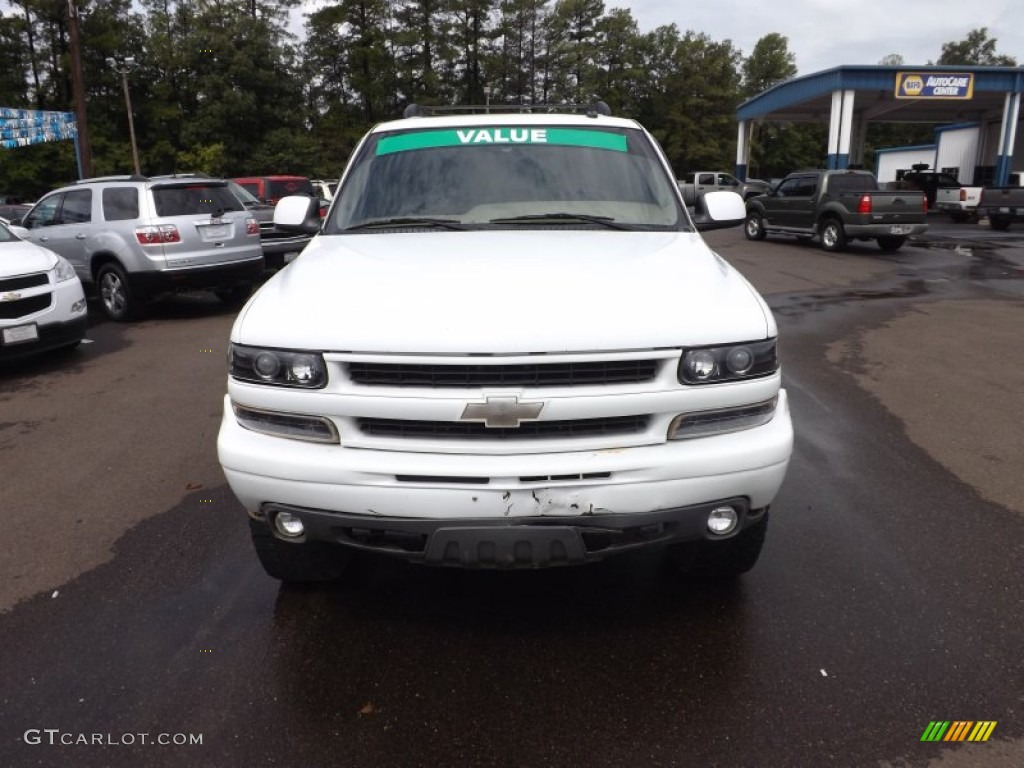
left=895, top=72, right=974, bottom=99
left=0, top=108, right=77, bottom=149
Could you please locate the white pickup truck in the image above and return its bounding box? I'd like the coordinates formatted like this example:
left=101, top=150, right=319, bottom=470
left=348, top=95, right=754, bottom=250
left=897, top=170, right=982, bottom=221
left=935, top=185, right=983, bottom=221
left=934, top=174, right=1023, bottom=222
left=217, top=105, right=793, bottom=583
left=679, top=172, right=772, bottom=206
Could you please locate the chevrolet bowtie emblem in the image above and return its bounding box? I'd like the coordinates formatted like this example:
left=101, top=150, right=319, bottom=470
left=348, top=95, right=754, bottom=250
left=0, top=291, right=22, bottom=302
left=461, top=396, right=544, bottom=428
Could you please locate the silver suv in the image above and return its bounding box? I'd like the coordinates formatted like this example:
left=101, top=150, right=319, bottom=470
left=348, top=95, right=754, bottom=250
left=17, top=175, right=264, bottom=320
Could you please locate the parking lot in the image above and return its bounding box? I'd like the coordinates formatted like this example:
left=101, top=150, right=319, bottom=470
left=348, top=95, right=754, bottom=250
left=1, top=219, right=1023, bottom=767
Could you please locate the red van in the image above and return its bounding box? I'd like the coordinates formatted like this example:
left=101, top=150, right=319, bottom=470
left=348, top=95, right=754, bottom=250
left=231, top=176, right=316, bottom=205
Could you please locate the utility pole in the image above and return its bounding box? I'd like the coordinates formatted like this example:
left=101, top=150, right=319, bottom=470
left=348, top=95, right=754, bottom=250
left=67, top=0, right=93, bottom=178
left=107, top=57, right=141, bottom=175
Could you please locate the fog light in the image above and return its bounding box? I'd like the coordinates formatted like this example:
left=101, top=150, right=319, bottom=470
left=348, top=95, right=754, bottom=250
left=274, top=511, right=305, bottom=537
left=71, top=299, right=87, bottom=313
left=707, top=506, right=738, bottom=535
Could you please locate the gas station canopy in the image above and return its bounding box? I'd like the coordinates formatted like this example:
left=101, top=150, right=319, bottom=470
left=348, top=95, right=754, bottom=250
left=734, top=65, right=1024, bottom=185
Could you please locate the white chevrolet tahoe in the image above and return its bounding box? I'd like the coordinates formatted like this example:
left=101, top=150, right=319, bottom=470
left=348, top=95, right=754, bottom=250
left=217, top=104, right=793, bottom=582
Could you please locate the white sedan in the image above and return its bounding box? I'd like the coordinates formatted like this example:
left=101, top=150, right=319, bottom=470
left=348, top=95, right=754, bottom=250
left=0, top=219, right=88, bottom=359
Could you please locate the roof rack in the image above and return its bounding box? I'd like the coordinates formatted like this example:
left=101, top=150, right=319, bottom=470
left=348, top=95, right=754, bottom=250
left=147, top=172, right=217, bottom=181
left=402, top=101, right=612, bottom=119
left=74, top=174, right=148, bottom=184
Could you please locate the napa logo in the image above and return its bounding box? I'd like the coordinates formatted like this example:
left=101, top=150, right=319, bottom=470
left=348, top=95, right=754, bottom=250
left=896, top=72, right=974, bottom=99
left=901, top=75, right=925, bottom=96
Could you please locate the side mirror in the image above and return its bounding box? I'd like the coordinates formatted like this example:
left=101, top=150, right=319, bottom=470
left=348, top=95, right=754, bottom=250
left=273, top=195, right=322, bottom=234
left=9, top=224, right=30, bottom=238
left=691, top=190, right=746, bottom=232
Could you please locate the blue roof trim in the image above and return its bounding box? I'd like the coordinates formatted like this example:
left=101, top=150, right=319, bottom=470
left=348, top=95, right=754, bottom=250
left=874, top=144, right=936, bottom=154
left=933, top=122, right=980, bottom=133
left=737, top=65, right=1024, bottom=120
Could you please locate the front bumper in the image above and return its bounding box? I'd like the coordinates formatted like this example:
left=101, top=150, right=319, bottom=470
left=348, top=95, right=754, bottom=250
left=219, top=390, right=793, bottom=563
left=0, top=316, right=87, bottom=360
left=254, top=497, right=766, bottom=567
left=0, top=278, right=87, bottom=360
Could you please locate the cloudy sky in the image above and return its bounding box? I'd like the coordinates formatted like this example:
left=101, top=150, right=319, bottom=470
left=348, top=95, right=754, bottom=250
left=291, top=0, right=1022, bottom=76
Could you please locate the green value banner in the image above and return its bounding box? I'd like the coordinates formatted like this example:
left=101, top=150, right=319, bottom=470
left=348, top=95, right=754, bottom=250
left=376, top=128, right=628, bottom=155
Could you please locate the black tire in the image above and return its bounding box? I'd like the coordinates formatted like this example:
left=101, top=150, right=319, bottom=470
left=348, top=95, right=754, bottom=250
left=96, top=262, right=140, bottom=321
left=215, top=283, right=254, bottom=309
left=249, top=517, right=350, bottom=583
left=744, top=212, right=767, bottom=241
left=819, top=218, right=847, bottom=252
left=668, top=515, right=768, bottom=578
left=989, top=216, right=1012, bottom=232
left=876, top=235, right=906, bottom=252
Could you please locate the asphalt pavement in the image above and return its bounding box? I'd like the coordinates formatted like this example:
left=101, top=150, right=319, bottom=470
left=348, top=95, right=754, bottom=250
left=1, top=221, right=1022, bottom=767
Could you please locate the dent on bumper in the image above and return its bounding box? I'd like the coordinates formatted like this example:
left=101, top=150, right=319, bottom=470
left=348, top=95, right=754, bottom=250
left=218, top=390, right=793, bottom=520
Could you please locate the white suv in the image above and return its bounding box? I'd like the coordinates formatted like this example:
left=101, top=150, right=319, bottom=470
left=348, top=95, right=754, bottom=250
left=217, top=104, right=793, bottom=582
left=0, top=220, right=87, bottom=359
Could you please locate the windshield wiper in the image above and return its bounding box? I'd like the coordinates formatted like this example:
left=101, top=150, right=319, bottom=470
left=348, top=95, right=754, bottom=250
left=343, top=217, right=467, bottom=231
left=488, top=212, right=631, bottom=230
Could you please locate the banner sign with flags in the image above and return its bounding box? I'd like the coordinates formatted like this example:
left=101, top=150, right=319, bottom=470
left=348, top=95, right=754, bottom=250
left=0, top=109, right=77, bottom=149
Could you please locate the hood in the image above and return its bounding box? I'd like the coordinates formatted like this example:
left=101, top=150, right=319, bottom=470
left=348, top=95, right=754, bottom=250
left=234, top=231, right=772, bottom=354
left=0, top=237, right=60, bottom=277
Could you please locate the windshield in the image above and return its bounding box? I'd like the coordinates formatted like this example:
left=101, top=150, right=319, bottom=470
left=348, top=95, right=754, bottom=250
left=0, top=221, right=17, bottom=242
left=228, top=181, right=262, bottom=205
left=329, top=125, right=686, bottom=232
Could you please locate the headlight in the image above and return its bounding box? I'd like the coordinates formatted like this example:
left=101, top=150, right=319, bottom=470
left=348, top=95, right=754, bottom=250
left=50, top=256, right=77, bottom=283
left=679, top=340, right=777, bottom=384
left=229, top=344, right=328, bottom=388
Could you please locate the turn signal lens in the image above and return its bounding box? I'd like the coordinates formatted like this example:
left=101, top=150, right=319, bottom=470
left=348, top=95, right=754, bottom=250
left=668, top=398, right=778, bottom=440
left=232, top=403, right=338, bottom=443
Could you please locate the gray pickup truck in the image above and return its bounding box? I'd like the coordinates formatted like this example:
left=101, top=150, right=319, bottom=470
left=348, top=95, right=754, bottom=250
left=744, top=169, right=928, bottom=252
left=679, top=172, right=772, bottom=206
left=977, top=185, right=1024, bottom=231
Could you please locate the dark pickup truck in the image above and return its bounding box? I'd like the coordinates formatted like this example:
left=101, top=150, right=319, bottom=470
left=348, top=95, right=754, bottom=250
left=977, top=186, right=1024, bottom=231
left=744, top=170, right=928, bottom=252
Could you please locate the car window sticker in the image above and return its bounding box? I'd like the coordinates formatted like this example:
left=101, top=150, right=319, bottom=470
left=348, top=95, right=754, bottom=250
left=375, top=128, right=628, bottom=156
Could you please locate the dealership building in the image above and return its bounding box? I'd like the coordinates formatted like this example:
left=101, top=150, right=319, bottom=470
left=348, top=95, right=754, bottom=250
left=735, top=65, right=1023, bottom=186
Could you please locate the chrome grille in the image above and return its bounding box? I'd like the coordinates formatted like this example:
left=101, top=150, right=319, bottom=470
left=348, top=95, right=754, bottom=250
left=347, top=360, right=659, bottom=388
